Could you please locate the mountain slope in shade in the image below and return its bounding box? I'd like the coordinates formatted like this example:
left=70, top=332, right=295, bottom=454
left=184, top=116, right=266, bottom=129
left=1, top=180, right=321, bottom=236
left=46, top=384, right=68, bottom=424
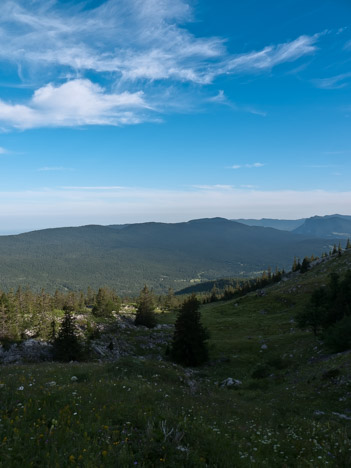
left=293, top=215, right=351, bottom=239
left=0, top=218, right=339, bottom=294
left=234, top=218, right=305, bottom=231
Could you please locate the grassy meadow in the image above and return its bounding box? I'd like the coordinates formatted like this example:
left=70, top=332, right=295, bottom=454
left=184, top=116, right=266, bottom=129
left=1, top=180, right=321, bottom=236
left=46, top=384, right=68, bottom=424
left=1, top=252, right=351, bottom=467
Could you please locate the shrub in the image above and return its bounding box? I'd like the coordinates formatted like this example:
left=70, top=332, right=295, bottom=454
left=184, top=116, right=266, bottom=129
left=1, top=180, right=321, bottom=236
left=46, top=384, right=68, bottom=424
left=324, top=315, right=351, bottom=353
left=252, top=365, right=270, bottom=379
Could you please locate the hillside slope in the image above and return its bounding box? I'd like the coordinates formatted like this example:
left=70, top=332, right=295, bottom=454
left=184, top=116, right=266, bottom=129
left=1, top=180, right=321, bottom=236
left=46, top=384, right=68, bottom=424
left=234, top=217, right=305, bottom=230
left=0, top=218, right=339, bottom=293
left=0, top=250, right=350, bottom=466
left=293, top=214, right=351, bottom=238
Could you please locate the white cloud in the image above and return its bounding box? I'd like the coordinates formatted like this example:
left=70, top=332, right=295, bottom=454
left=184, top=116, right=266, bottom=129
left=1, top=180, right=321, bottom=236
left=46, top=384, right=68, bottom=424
left=0, top=1, right=323, bottom=128
left=0, top=147, right=8, bottom=154
left=0, top=79, right=149, bottom=129
left=230, top=163, right=265, bottom=169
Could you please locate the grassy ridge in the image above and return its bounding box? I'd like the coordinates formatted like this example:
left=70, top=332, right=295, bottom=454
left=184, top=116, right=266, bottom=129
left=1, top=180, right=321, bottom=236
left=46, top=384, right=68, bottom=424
left=1, top=252, right=351, bottom=466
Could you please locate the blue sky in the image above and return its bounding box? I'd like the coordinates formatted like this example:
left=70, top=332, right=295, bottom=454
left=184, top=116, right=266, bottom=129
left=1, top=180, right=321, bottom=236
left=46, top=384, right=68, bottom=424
left=0, top=0, right=350, bottom=233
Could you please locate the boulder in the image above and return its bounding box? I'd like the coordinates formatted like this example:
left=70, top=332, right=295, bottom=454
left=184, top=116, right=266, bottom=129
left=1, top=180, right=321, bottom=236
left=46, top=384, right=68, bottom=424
left=220, top=377, right=242, bottom=387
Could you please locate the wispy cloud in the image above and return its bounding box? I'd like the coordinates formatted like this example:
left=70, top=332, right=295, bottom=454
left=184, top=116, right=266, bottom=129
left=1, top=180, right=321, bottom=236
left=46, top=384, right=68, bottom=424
left=62, top=186, right=126, bottom=190
left=0, top=1, right=321, bottom=129
left=230, top=163, right=265, bottom=169
left=305, top=164, right=336, bottom=168
left=191, top=184, right=234, bottom=190
left=0, top=147, right=8, bottom=154
left=313, top=72, right=351, bottom=89
left=323, top=150, right=350, bottom=155
left=207, top=91, right=267, bottom=117
left=207, top=90, right=228, bottom=104
left=38, top=166, right=73, bottom=172
left=225, top=35, right=318, bottom=74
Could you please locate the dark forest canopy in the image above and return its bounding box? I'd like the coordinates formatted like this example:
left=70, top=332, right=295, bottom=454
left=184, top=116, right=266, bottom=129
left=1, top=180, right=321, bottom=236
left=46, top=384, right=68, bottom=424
left=0, top=218, right=340, bottom=294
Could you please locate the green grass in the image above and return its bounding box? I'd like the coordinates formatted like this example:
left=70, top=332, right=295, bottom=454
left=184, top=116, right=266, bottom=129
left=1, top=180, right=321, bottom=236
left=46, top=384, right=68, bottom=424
left=1, top=252, right=351, bottom=466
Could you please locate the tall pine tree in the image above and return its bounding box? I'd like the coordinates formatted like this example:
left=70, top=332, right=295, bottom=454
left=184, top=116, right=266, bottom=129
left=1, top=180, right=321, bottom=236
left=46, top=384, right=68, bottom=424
left=134, top=285, right=156, bottom=328
left=53, top=307, right=82, bottom=362
left=170, top=295, right=209, bottom=366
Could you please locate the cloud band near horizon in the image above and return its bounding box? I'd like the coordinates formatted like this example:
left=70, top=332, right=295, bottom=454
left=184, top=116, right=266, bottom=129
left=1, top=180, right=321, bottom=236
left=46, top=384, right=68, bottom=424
left=0, top=186, right=350, bottom=233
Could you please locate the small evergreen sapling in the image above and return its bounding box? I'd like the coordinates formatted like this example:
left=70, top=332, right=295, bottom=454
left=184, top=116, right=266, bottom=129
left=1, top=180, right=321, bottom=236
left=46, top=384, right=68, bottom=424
left=170, top=295, right=209, bottom=366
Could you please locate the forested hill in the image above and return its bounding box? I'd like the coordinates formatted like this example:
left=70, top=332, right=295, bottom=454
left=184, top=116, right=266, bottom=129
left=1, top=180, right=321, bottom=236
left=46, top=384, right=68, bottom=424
left=233, top=218, right=305, bottom=231
left=293, top=215, right=351, bottom=239
left=0, top=218, right=339, bottom=294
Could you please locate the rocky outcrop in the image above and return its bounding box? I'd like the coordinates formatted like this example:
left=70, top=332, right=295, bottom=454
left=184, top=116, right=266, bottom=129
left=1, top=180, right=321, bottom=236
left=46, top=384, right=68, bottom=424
left=0, top=339, right=53, bottom=364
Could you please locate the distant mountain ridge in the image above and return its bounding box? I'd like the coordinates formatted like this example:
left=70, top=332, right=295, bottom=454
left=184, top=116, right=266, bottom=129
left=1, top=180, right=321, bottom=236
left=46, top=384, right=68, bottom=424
left=235, top=214, right=351, bottom=238
left=0, top=217, right=339, bottom=294
left=233, top=218, right=305, bottom=231
left=292, top=215, right=351, bottom=239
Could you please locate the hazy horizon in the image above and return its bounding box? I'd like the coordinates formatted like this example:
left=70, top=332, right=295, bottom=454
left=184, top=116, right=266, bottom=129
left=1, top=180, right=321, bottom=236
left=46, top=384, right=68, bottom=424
left=1, top=212, right=351, bottom=236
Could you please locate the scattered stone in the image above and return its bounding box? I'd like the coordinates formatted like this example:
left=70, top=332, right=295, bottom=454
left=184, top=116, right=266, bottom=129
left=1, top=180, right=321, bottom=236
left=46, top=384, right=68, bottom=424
left=0, top=339, right=53, bottom=364
left=91, top=344, right=107, bottom=357
left=71, top=376, right=78, bottom=382
left=220, top=377, right=242, bottom=387
left=46, top=381, right=56, bottom=387
left=261, top=344, right=268, bottom=350
left=314, top=410, right=325, bottom=416
left=332, top=412, right=351, bottom=421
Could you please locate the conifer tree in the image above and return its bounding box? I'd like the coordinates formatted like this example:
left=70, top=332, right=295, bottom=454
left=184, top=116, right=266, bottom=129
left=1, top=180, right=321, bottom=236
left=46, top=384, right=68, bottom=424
left=134, top=285, right=156, bottom=328
left=164, top=287, right=176, bottom=311
left=346, top=238, right=351, bottom=250
left=210, top=283, right=219, bottom=302
left=170, top=295, right=209, bottom=367
left=53, top=307, right=82, bottom=362
left=338, top=242, right=342, bottom=256
left=300, top=257, right=310, bottom=273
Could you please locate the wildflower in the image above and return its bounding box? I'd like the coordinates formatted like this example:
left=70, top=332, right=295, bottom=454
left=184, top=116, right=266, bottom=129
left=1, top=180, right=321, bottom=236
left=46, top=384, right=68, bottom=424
left=69, top=455, right=75, bottom=463
left=102, top=451, right=107, bottom=457
left=18, top=386, right=24, bottom=391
